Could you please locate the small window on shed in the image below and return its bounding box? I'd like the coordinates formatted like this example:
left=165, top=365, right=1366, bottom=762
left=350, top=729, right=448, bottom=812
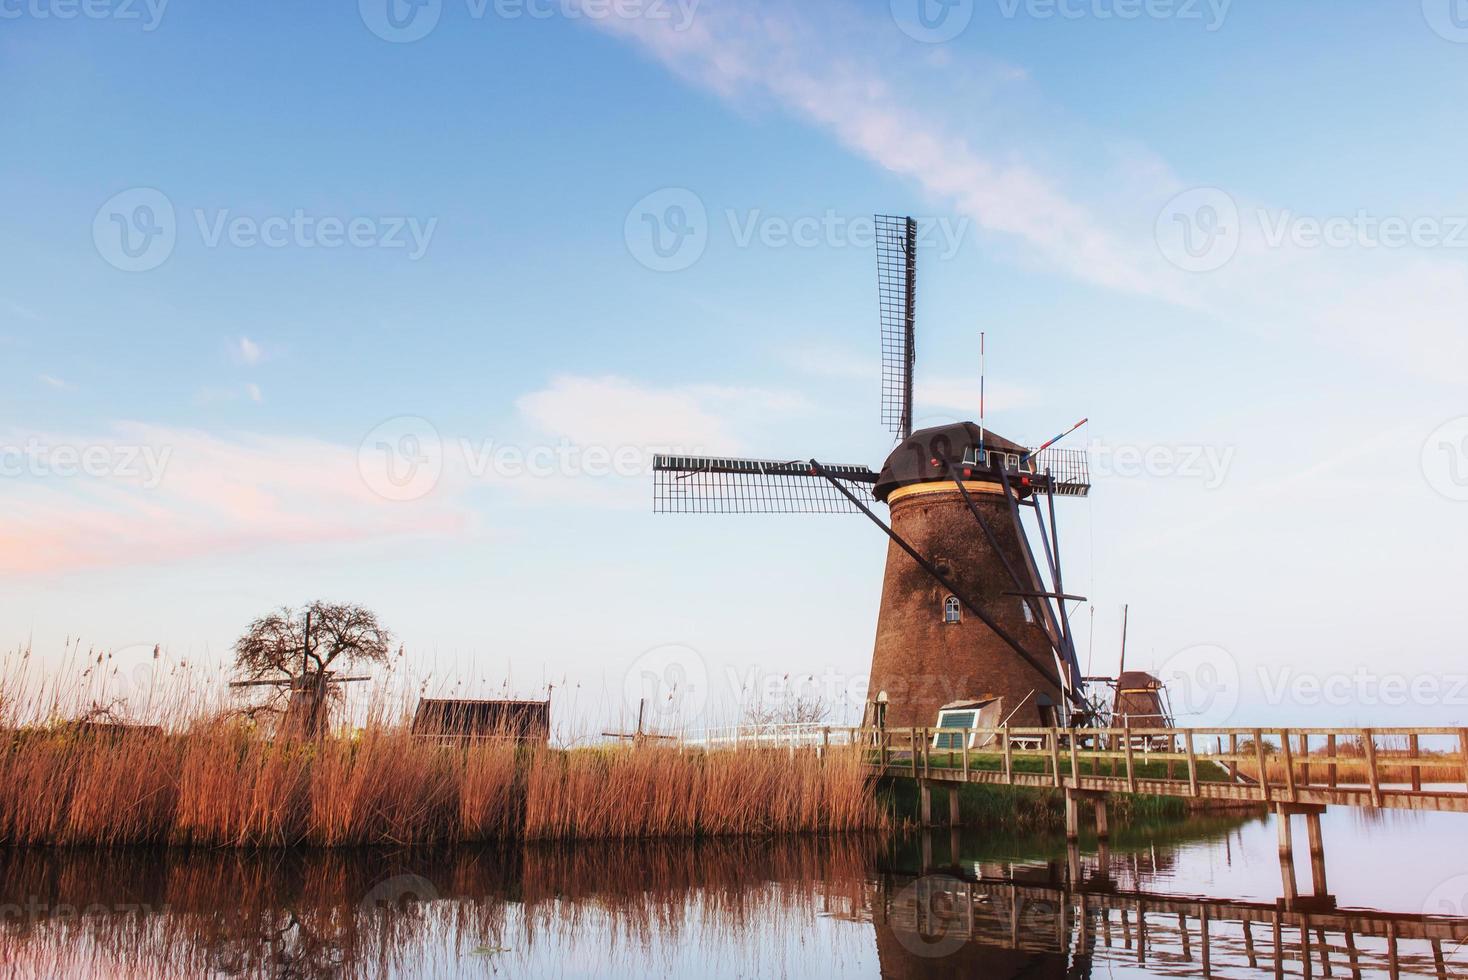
left=943, top=595, right=961, bottom=624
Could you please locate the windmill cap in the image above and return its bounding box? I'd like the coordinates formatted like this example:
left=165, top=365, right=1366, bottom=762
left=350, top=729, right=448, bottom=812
left=874, top=422, right=1029, bottom=501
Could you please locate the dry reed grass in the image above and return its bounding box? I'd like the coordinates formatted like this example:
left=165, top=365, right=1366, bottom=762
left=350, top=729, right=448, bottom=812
left=0, top=722, right=883, bottom=848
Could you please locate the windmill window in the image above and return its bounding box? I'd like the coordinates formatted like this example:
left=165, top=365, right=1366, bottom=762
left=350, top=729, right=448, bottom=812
left=943, top=596, right=961, bottom=624
left=939, top=592, right=963, bottom=624
left=1021, top=600, right=1036, bottom=624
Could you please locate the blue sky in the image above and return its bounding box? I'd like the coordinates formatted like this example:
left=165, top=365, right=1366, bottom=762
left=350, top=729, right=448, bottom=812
left=3, top=0, right=1467, bottom=735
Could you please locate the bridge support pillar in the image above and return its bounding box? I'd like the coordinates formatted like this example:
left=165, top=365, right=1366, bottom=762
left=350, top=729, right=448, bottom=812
left=1094, top=796, right=1110, bottom=840
left=1275, top=803, right=1332, bottom=910
left=920, top=780, right=933, bottom=828
left=1065, top=790, right=1081, bottom=842
left=1305, top=809, right=1329, bottom=896
left=949, top=786, right=961, bottom=827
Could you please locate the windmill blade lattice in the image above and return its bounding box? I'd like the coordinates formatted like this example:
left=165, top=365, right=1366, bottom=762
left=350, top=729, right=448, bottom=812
left=653, top=455, right=878, bottom=514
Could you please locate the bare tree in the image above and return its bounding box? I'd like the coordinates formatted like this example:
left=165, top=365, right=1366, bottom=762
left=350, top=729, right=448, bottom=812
left=232, top=601, right=392, bottom=735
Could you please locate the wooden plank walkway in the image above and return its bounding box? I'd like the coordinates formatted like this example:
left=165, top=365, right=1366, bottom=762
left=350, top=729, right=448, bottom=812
left=853, top=725, right=1468, bottom=814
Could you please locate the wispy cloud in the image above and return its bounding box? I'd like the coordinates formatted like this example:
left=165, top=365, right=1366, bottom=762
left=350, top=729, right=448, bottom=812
left=579, top=0, right=1468, bottom=382
left=233, top=336, right=265, bottom=365
left=0, top=424, right=470, bottom=576
left=38, top=374, right=72, bottom=391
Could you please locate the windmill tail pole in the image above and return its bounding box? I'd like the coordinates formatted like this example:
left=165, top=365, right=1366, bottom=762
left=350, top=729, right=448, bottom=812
left=1023, top=418, right=1089, bottom=463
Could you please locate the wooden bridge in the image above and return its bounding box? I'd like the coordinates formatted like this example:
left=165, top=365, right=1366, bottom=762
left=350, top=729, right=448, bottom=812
left=844, top=723, right=1468, bottom=909
left=876, top=861, right=1468, bottom=980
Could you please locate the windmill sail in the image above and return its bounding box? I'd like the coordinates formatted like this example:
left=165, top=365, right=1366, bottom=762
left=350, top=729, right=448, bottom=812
left=876, top=214, right=917, bottom=440
left=653, top=455, right=878, bottom=514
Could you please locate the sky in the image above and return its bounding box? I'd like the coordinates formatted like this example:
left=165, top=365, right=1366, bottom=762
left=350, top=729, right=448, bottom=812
left=2, top=0, right=1467, bottom=737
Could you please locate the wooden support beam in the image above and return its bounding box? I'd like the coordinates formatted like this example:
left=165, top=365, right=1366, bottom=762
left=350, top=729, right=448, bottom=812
left=1362, top=730, right=1382, bottom=808
left=1094, top=795, right=1110, bottom=840
left=1306, top=810, right=1329, bottom=896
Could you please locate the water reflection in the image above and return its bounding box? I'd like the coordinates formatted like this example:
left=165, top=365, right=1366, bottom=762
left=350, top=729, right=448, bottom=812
left=2, top=814, right=1465, bottom=979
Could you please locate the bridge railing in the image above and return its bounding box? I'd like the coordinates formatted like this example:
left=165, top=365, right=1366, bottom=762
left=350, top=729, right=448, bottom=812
left=720, top=724, right=1468, bottom=811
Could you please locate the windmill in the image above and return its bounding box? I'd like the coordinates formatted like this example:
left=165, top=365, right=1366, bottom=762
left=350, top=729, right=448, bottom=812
left=652, top=215, right=1096, bottom=731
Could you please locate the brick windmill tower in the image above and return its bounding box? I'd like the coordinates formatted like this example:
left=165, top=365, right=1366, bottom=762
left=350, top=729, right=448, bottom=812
left=653, top=215, right=1092, bottom=729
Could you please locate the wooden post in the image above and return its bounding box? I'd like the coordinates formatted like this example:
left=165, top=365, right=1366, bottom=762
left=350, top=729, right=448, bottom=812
left=1305, top=810, right=1328, bottom=896
left=1064, top=790, right=1080, bottom=841
left=949, top=786, right=961, bottom=827
left=922, top=728, right=931, bottom=777
left=1094, top=795, right=1110, bottom=840
left=1362, top=729, right=1382, bottom=808
left=1125, top=735, right=1137, bottom=793
left=961, top=731, right=970, bottom=780
left=1200, top=906, right=1212, bottom=978
left=1070, top=736, right=1081, bottom=789
left=911, top=729, right=919, bottom=778
left=920, top=780, right=933, bottom=827
left=1299, top=732, right=1311, bottom=787
left=1410, top=733, right=1422, bottom=793
left=1327, top=733, right=1338, bottom=788
left=1276, top=807, right=1298, bottom=903
left=1254, top=729, right=1270, bottom=803
left=1228, top=732, right=1239, bottom=782
left=1460, top=729, right=1468, bottom=794
left=1003, top=728, right=1013, bottom=783
left=1186, top=731, right=1199, bottom=798
left=1050, top=730, right=1063, bottom=788
left=1280, top=729, right=1298, bottom=803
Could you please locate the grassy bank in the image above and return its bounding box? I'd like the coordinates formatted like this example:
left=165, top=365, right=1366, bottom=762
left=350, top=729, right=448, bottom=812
left=0, top=724, right=884, bottom=847
left=879, top=778, right=1259, bottom=834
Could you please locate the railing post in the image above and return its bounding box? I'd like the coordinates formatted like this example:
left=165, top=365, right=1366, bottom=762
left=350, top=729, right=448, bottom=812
left=1299, top=732, right=1311, bottom=787
left=1003, top=728, right=1013, bottom=783
left=1185, top=731, right=1199, bottom=798
left=961, top=731, right=970, bottom=781
left=1459, top=729, right=1468, bottom=794
left=911, top=729, right=919, bottom=778
left=1124, top=734, right=1137, bottom=794
left=1362, top=729, right=1382, bottom=808
left=1280, top=729, right=1297, bottom=803
left=1069, top=735, right=1081, bottom=789
left=1327, top=733, right=1338, bottom=788
left=923, top=728, right=931, bottom=777
left=1050, top=729, right=1063, bottom=788
left=1409, top=733, right=1422, bottom=793
left=1253, top=729, right=1270, bottom=803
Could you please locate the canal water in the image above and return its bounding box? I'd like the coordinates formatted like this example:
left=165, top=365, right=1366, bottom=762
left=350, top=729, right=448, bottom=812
left=1, top=806, right=1464, bottom=978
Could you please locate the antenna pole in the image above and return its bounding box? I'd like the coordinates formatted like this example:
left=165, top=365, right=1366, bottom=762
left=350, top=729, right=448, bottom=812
left=979, top=330, right=986, bottom=459
left=1117, top=604, right=1129, bottom=679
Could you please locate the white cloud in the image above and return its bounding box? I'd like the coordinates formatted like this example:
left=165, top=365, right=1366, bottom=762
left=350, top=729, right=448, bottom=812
left=234, top=336, right=264, bottom=365
left=39, top=374, right=72, bottom=391
left=246, top=383, right=263, bottom=403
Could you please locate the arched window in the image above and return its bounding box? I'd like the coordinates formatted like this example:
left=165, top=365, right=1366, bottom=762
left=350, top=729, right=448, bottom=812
left=943, top=595, right=961, bottom=624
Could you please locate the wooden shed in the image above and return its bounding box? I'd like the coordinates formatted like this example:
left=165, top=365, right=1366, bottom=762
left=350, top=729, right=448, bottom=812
left=410, top=698, right=550, bottom=744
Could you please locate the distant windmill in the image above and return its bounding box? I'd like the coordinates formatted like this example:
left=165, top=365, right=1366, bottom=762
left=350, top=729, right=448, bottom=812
left=653, top=214, right=1094, bottom=730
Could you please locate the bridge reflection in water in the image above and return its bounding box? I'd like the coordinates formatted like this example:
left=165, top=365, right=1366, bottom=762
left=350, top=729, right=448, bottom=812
left=875, top=830, right=1468, bottom=979
left=1, top=823, right=1465, bottom=978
